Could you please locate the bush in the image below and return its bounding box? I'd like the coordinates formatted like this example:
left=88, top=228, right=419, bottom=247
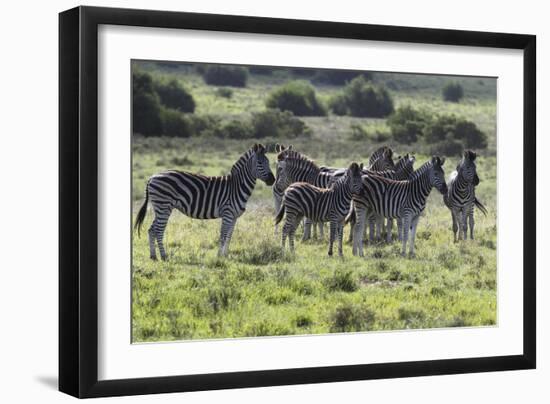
left=330, top=303, right=375, bottom=333
left=328, top=94, right=349, bottom=116
left=443, top=82, right=464, bottom=102
left=332, top=76, right=394, bottom=117
left=266, top=81, right=327, bottom=116
left=217, top=119, right=254, bottom=140
left=314, top=70, right=372, bottom=85
left=250, top=109, right=310, bottom=138
left=202, top=65, right=248, bottom=87
left=154, top=79, right=195, bottom=112
left=159, top=108, right=193, bottom=138
left=425, top=115, right=487, bottom=149
left=326, top=269, right=358, bottom=292
left=132, top=71, right=163, bottom=136
left=454, top=120, right=488, bottom=148
left=215, top=87, right=233, bottom=98
left=430, top=137, right=464, bottom=156
left=387, top=106, right=431, bottom=144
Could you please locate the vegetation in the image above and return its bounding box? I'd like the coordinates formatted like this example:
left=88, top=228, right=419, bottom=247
left=154, top=79, right=195, bottom=112
left=443, top=82, right=464, bottom=102
left=266, top=81, right=327, bottom=116
left=330, top=76, right=394, bottom=118
left=202, top=65, right=248, bottom=87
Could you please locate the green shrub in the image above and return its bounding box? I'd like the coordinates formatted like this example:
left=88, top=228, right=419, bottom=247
left=430, top=137, right=464, bottom=156
left=330, top=303, right=375, bottom=332
left=335, top=76, right=394, bottom=117
left=387, top=106, right=431, bottom=144
left=159, top=108, right=193, bottom=137
left=326, top=269, right=358, bottom=292
left=202, top=65, right=248, bottom=87
left=215, top=87, right=233, bottom=99
left=348, top=124, right=391, bottom=142
left=314, top=70, right=372, bottom=85
left=443, top=82, right=464, bottom=102
left=251, top=109, right=311, bottom=138
left=132, top=70, right=163, bottom=136
left=328, top=94, right=349, bottom=116
left=154, top=79, right=195, bottom=112
left=218, top=120, right=253, bottom=139
left=266, top=81, right=327, bottom=116
left=454, top=120, right=488, bottom=149
left=424, top=114, right=457, bottom=143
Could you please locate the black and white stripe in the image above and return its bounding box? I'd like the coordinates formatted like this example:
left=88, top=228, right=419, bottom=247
left=351, top=156, right=447, bottom=257
left=443, top=150, right=487, bottom=241
left=134, top=144, right=275, bottom=260
left=275, top=163, right=364, bottom=256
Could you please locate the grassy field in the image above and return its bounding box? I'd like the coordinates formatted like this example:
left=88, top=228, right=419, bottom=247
left=131, top=63, right=497, bottom=342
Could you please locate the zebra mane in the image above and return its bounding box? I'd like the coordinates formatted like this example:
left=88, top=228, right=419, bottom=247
left=277, top=149, right=320, bottom=171
left=368, top=146, right=392, bottom=165
left=410, top=160, right=433, bottom=181
left=230, top=148, right=255, bottom=176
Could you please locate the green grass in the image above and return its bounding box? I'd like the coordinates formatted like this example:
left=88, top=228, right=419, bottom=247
left=131, top=62, right=496, bottom=342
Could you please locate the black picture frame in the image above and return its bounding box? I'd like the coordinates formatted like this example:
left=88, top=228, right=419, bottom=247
left=59, top=5, right=536, bottom=398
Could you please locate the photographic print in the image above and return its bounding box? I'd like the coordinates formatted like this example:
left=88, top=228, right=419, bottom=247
left=131, top=60, right=497, bottom=343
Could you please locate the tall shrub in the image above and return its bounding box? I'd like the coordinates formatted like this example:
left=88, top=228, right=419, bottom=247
left=154, top=79, right=195, bottom=112
left=132, top=71, right=163, bottom=136
left=331, top=76, right=394, bottom=118
left=266, top=81, right=327, bottom=116
left=202, top=65, right=248, bottom=87
left=442, top=82, right=464, bottom=102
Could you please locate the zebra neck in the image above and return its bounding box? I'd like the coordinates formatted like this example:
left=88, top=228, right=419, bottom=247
left=315, top=171, right=333, bottom=187
left=230, top=155, right=257, bottom=200
left=410, top=163, right=433, bottom=200
left=454, top=171, right=472, bottom=192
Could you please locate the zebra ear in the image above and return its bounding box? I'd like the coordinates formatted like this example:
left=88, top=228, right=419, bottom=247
left=359, top=163, right=364, bottom=170
left=440, top=157, right=446, bottom=166
left=288, top=145, right=293, bottom=150
left=471, top=151, right=477, bottom=161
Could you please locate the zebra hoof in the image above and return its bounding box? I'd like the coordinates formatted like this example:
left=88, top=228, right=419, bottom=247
left=328, top=251, right=333, bottom=257
left=161, top=256, right=168, bottom=262
left=150, top=255, right=158, bottom=261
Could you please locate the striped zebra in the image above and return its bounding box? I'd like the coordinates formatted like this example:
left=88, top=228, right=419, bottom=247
left=273, top=147, right=342, bottom=240
left=275, top=162, right=364, bottom=256
left=348, top=153, right=415, bottom=243
left=369, top=146, right=395, bottom=171
left=443, top=150, right=488, bottom=241
left=134, top=144, right=275, bottom=260
left=351, top=156, right=447, bottom=257
left=362, top=153, right=416, bottom=243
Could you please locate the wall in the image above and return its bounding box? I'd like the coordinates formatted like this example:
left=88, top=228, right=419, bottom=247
left=0, top=0, right=546, bottom=402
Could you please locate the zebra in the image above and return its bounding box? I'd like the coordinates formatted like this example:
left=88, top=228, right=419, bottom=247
left=134, top=143, right=275, bottom=260
left=275, top=162, right=364, bottom=256
left=347, top=152, right=414, bottom=243
left=369, top=146, right=395, bottom=171
left=351, top=156, right=447, bottom=257
left=443, top=150, right=488, bottom=242
left=362, top=153, right=416, bottom=243
left=273, top=147, right=342, bottom=241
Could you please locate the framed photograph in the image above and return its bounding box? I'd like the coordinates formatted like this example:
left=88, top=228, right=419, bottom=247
left=59, top=6, right=536, bottom=398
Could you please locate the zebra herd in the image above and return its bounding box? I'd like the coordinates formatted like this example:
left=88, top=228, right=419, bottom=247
left=135, top=143, right=487, bottom=260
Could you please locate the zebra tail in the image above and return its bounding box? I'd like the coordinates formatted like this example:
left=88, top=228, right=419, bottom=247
left=474, top=197, right=488, bottom=216
left=134, top=183, right=150, bottom=236
left=274, top=205, right=286, bottom=225
left=345, top=208, right=356, bottom=225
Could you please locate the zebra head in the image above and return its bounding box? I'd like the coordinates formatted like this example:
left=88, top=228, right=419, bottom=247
left=252, top=143, right=275, bottom=185
left=369, top=148, right=395, bottom=171
left=459, top=150, right=479, bottom=186
left=429, top=156, right=448, bottom=195
left=395, top=153, right=416, bottom=179
left=346, top=162, right=364, bottom=195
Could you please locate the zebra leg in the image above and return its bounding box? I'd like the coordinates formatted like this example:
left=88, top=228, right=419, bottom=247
left=460, top=209, right=468, bottom=241
left=468, top=205, right=475, bottom=240
left=409, top=215, right=421, bottom=257
left=147, top=225, right=157, bottom=260
left=353, top=207, right=367, bottom=257
left=219, top=215, right=237, bottom=257
left=302, top=218, right=312, bottom=241
left=397, top=218, right=403, bottom=242
left=328, top=220, right=338, bottom=256
left=451, top=209, right=459, bottom=242
left=151, top=205, right=172, bottom=261
left=273, top=192, right=282, bottom=236
left=386, top=218, right=393, bottom=243
left=289, top=214, right=303, bottom=253
left=368, top=212, right=376, bottom=244
left=337, top=221, right=345, bottom=257
left=401, top=216, right=411, bottom=256
left=318, top=222, right=325, bottom=240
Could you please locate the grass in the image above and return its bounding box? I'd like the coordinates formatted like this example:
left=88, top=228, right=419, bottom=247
left=131, top=62, right=497, bottom=342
